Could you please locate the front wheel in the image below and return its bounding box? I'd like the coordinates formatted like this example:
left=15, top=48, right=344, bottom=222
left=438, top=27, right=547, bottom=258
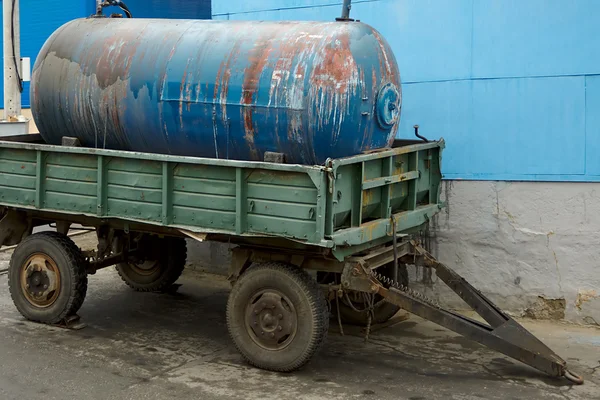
left=8, top=232, right=88, bottom=324
left=226, top=262, right=329, bottom=372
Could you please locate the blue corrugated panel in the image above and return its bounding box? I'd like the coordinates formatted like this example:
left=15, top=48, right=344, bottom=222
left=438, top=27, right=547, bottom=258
left=105, top=0, right=211, bottom=19
left=585, top=76, right=600, bottom=176
left=472, top=0, right=600, bottom=78
left=214, top=0, right=600, bottom=181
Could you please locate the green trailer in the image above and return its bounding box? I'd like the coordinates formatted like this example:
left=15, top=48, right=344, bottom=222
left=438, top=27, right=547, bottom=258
left=0, top=134, right=583, bottom=383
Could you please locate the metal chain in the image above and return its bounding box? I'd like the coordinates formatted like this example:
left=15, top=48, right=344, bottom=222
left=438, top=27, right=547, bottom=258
left=363, top=292, right=375, bottom=343
left=370, top=269, right=443, bottom=309
left=334, top=290, right=344, bottom=336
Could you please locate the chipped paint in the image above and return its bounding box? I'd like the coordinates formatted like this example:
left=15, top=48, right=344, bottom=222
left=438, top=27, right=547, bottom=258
left=32, top=18, right=401, bottom=165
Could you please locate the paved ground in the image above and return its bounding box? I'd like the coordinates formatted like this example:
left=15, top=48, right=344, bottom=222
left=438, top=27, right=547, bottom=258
left=0, top=234, right=598, bottom=400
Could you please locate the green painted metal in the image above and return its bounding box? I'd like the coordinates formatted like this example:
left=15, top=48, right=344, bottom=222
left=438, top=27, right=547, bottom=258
left=0, top=139, right=444, bottom=255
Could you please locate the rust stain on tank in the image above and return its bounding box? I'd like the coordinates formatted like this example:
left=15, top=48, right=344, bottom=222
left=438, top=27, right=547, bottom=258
left=241, top=38, right=272, bottom=160
left=214, top=41, right=241, bottom=121
left=311, top=32, right=355, bottom=94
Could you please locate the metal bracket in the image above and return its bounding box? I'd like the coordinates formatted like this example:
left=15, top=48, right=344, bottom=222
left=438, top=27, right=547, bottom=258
left=0, top=209, right=30, bottom=247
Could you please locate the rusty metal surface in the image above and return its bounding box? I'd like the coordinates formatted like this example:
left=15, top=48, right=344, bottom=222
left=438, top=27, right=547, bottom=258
left=21, top=253, right=61, bottom=308
left=31, top=18, right=401, bottom=165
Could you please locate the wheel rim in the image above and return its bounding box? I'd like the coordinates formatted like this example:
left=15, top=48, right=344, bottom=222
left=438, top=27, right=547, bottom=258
left=245, top=289, right=298, bottom=350
left=20, top=253, right=61, bottom=308
left=128, top=260, right=161, bottom=276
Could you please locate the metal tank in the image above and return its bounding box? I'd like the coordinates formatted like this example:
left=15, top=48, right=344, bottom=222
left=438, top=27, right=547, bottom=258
left=31, top=17, right=401, bottom=165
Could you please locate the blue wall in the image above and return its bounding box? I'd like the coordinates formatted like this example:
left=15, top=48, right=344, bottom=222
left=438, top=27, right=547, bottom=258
left=213, top=0, right=600, bottom=182
left=1, top=0, right=210, bottom=109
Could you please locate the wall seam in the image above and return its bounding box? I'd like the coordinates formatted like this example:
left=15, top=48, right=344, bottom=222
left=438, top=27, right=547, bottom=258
left=403, top=73, right=600, bottom=85
left=212, top=0, right=381, bottom=17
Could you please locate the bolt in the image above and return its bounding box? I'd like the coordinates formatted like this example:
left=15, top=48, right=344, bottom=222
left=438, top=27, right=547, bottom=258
left=278, top=314, right=283, bottom=319
left=25, top=283, right=29, bottom=289
left=254, top=310, right=259, bottom=315
left=270, top=333, right=275, bottom=338
left=261, top=331, right=264, bottom=335
left=254, top=321, right=257, bottom=326
left=278, top=326, right=282, bottom=331
left=43, top=284, right=48, bottom=289
left=388, top=103, right=397, bottom=111
left=352, top=267, right=359, bottom=276
left=343, top=281, right=350, bottom=288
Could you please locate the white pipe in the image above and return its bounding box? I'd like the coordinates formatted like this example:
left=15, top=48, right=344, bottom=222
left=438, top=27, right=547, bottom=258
left=3, top=0, right=21, bottom=118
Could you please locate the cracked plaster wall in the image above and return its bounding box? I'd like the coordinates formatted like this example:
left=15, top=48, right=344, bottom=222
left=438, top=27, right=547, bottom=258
left=186, top=180, right=600, bottom=325
left=419, top=181, right=600, bottom=325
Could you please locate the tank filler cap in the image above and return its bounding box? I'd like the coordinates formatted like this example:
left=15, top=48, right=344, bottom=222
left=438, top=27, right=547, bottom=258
left=376, top=83, right=401, bottom=129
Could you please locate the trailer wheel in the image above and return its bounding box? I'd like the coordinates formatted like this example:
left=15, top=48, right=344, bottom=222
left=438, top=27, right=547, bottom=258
left=226, top=262, right=329, bottom=372
left=8, top=232, right=88, bottom=324
left=323, top=263, right=408, bottom=326
left=116, top=236, right=186, bottom=292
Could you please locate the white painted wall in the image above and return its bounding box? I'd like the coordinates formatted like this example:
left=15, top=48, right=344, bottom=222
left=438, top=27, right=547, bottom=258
left=423, top=181, right=600, bottom=325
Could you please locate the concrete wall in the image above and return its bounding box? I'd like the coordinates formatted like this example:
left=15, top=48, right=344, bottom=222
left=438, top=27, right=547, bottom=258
left=425, top=181, right=599, bottom=325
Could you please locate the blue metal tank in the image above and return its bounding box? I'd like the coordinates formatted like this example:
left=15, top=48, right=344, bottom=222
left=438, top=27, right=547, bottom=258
left=31, top=18, right=401, bottom=165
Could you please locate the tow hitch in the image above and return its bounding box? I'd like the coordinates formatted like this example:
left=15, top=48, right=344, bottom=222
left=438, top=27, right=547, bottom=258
left=345, top=240, right=584, bottom=385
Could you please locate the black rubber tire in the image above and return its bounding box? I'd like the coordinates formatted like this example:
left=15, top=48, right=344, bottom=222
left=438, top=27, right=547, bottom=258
left=116, top=236, right=187, bottom=292
left=333, top=264, right=408, bottom=326
left=8, top=232, right=88, bottom=324
left=226, top=262, right=329, bottom=372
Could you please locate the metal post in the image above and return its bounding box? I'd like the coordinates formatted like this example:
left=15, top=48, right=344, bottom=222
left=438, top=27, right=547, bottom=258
left=3, top=0, right=21, bottom=119
left=340, top=0, right=352, bottom=20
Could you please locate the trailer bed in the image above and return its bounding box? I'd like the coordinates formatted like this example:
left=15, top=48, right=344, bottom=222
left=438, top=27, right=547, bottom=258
left=0, top=135, right=443, bottom=258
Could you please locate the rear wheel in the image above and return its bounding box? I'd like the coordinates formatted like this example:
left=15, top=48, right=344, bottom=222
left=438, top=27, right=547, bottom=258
left=321, top=263, right=408, bottom=326
left=116, top=235, right=187, bottom=292
left=226, top=262, right=329, bottom=372
left=8, top=232, right=88, bottom=324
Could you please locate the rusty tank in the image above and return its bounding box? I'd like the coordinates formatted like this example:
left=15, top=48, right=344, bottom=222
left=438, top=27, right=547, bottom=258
left=31, top=17, right=401, bottom=164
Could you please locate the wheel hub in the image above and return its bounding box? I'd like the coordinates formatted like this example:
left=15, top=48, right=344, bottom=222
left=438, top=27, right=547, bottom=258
left=20, top=254, right=61, bottom=308
left=128, top=260, right=161, bottom=276
left=245, top=290, right=297, bottom=350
